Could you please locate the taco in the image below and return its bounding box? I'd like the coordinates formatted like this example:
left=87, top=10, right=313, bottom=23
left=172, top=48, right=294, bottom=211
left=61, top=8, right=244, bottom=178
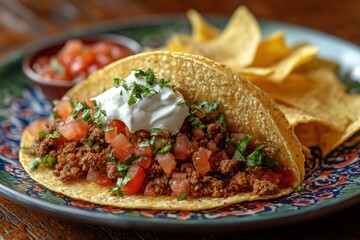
left=20, top=52, right=304, bottom=210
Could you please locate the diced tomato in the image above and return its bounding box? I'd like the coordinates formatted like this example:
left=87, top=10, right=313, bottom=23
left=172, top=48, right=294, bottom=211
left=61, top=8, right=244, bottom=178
left=135, top=146, right=153, bottom=157
left=156, top=152, right=177, bottom=176
left=95, top=55, right=112, bottom=68
left=58, top=117, right=90, bottom=141
left=135, top=157, right=152, bottom=169
left=59, top=39, right=83, bottom=61
left=230, top=133, right=246, bottom=141
left=170, top=173, right=190, bottom=197
left=173, top=133, right=192, bottom=160
left=275, top=168, right=295, bottom=187
left=105, top=120, right=126, bottom=143
left=121, top=165, right=145, bottom=195
left=144, top=183, right=156, bottom=196
left=84, top=98, right=95, bottom=108
left=208, top=110, right=220, bottom=119
left=160, top=129, right=171, bottom=139
left=91, top=42, right=111, bottom=54
left=56, top=99, right=72, bottom=120
left=134, top=146, right=153, bottom=169
left=209, top=150, right=229, bottom=168
left=70, top=50, right=96, bottom=76
left=206, top=140, right=218, bottom=151
left=27, top=119, right=47, bottom=136
left=192, top=128, right=205, bottom=140
left=262, top=171, right=280, bottom=185
left=86, top=170, right=113, bottom=186
left=110, top=133, right=133, bottom=161
left=192, top=147, right=212, bottom=175
left=105, top=128, right=118, bottom=144
left=172, top=172, right=187, bottom=180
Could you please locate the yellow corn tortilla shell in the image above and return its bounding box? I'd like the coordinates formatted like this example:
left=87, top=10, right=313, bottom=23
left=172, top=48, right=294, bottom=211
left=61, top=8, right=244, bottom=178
left=20, top=51, right=304, bottom=210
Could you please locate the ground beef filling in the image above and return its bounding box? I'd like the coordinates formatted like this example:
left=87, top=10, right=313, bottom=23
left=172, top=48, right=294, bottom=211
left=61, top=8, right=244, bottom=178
left=31, top=119, right=287, bottom=198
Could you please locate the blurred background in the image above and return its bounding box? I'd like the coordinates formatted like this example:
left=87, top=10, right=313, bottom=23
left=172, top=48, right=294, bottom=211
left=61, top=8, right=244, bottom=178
left=0, top=0, right=359, bottom=60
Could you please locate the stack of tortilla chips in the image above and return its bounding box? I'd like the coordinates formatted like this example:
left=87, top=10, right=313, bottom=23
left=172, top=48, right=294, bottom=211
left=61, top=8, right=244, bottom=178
left=157, top=6, right=360, bottom=157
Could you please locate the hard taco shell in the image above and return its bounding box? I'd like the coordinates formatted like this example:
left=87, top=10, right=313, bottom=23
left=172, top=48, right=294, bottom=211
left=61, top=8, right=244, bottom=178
left=20, top=52, right=304, bottom=210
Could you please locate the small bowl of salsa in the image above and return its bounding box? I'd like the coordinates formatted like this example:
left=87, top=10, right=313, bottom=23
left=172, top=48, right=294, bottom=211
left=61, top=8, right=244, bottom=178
left=22, top=34, right=142, bottom=101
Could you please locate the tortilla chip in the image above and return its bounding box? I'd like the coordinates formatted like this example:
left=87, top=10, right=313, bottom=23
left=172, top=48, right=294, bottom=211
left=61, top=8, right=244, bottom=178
left=20, top=52, right=304, bottom=210
left=187, top=6, right=261, bottom=68
left=252, top=31, right=291, bottom=67
left=277, top=103, right=342, bottom=153
left=268, top=45, right=319, bottom=82
left=324, top=94, right=360, bottom=155
left=236, top=67, right=274, bottom=79
left=187, top=9, right=220, bottom=42
left=164, top=34, right=191, bottom=52
left=253, top=68, right=350, bottom=132
left=238, top=45, right=318, bottom=81
left=295, top=57, right=339, bottom=73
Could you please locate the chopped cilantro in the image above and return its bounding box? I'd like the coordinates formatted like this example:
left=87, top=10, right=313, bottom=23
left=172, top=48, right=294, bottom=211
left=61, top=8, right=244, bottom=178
left=294, top=184, right=304, bottom=193
left=39, top=131, right=61, bottom=139
left=48, top=131, right=61, bottom=139
left=30, top=155, right=57, bottom=170
left=93, top=106, right=108, bottom=131
left=108, top=151, right=116, bottom=165
left=134, top=68, right=156, bottom=86
left=156, top=142, right=172, bottom=155
left=127, top=91, right=137, bottom=105
left=231, top=135, right=281, bottom=168
left=150, top=128, right=163, bottom=136
left=21, top=147, right=34, bottom=155
left=38, top=131, right=47, bottom=137
left=176, top=100, right=188, bottom=106
left=114, top=77, right=123, bottom=88
left=71, top=101, right=90, bottom=119
left=116, top=153, right=145, bottom=177
left=177, top=192, right=187, bottom=201
left=109, top=178, right=125, bottom=196
left=30, top=157, right=42, bottom=170
left=138, top=139, right=153, bottom=147
left=154, top=139, right=172, bottom=155
left=213, top=113, right=226, bottom=131
left=190, top=100, right=220, bottom=115
left=121, top=82, right=130, bottom=91
left=189, top=115, right=206, bottom=129
left=69, top=100, right=108, bottom=131
left=158, top=77, right=171, bottom=88
left=87, top=139, right=94, bottom=147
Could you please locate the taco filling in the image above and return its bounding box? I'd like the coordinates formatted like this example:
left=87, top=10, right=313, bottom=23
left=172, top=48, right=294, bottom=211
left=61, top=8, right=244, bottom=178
left=28, top=68, right=295, bottom=199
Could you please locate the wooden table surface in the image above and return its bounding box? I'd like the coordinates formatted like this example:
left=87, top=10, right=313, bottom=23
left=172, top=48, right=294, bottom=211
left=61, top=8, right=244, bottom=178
left=0, top=0, right=359, bottom=239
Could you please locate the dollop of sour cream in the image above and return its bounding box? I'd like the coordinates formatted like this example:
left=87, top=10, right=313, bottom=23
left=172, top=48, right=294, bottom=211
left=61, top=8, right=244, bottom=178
left=91, top=71, right=189, bottom=134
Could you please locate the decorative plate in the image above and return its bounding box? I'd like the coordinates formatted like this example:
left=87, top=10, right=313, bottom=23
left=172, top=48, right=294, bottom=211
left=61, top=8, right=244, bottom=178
left=0, top=16, right=359, bottom=232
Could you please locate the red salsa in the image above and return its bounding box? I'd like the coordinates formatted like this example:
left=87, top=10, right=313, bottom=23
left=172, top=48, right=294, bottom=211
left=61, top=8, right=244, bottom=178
left=33, top=39, right=134, bottom=82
